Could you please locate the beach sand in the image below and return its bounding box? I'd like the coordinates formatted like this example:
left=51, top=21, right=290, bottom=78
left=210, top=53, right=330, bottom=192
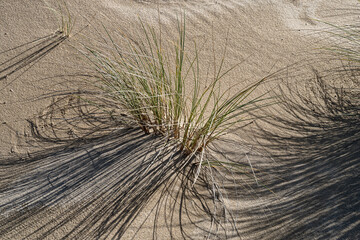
left=1, top=0, right=359, bottom=239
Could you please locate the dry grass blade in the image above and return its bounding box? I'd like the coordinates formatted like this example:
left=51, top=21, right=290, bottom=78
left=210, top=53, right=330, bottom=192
left=43, top=0, right=74, bottom=37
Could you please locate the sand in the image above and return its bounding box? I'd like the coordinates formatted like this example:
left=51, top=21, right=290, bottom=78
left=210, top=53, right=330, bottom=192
left=1, top=0, right=359, bottom=239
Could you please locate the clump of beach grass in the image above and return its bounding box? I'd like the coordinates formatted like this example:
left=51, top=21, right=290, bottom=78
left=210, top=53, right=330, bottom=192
left=82, top=17, right=269, bottom=159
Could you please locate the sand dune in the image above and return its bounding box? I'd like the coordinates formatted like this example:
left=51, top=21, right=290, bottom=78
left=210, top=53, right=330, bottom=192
left=1, top=0, right=359, bottom=239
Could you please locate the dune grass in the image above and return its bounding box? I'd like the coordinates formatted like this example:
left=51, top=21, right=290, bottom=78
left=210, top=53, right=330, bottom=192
left=44, top=0, right=74, bottom=37
left=83, top=17, right=270, bottom=157
left=80, top=19, right=273, bottom=235
left=323, top=22, right=360, bottom=107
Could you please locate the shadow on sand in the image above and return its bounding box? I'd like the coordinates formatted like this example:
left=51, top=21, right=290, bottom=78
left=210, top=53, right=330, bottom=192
left=0, top=35, right=254, bottom=239
left=2, top=35, right=358, bottom=240
left=0, top=32, right=67, bottom=89
left=239, top=65, right=360, bottom=239
left=0, top=88, right=251, bottom=239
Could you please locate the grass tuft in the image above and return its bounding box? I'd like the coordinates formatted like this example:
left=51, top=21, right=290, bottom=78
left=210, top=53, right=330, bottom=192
left=83, top=16, right=270, bottom=157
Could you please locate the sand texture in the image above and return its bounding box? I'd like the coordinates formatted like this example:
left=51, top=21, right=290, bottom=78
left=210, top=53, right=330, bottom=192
left=1, top=0, right=359, bottom=239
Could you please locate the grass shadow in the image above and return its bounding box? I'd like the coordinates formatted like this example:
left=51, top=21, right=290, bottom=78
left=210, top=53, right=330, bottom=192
left=238, top=65, right=360, bottom=239
left=0, top=32, right=68, bottom=91
left=0, top=89, right=258, bottom=239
